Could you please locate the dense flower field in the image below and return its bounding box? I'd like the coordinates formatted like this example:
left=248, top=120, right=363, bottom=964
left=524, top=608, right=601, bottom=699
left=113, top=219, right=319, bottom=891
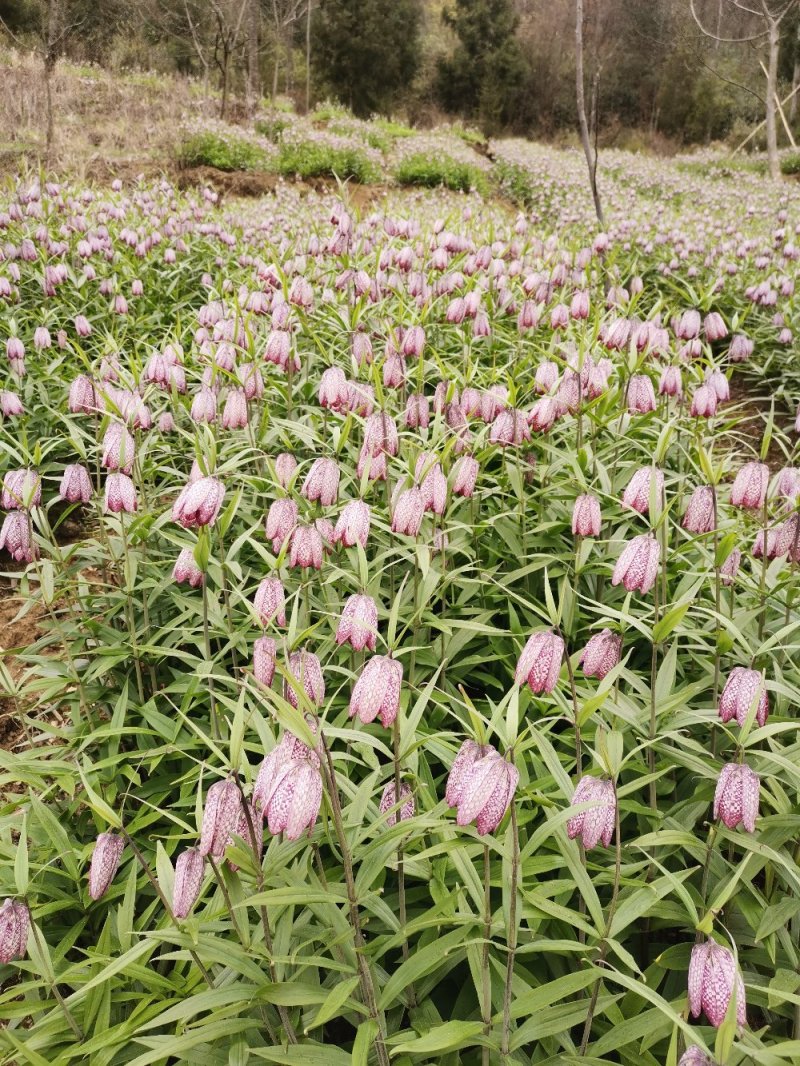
left=0, top=160, right=798, bottom=1066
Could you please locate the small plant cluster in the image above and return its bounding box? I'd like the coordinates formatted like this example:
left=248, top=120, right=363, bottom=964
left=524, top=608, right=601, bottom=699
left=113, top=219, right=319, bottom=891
left=177, top=130, right=274, bottom=172
left=394, top=152, right=488, bottom=194
left=0, top=158, right=797, bottom=1066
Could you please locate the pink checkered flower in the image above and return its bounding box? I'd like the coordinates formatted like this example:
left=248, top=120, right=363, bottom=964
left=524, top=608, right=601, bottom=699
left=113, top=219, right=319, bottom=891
left=302, top=458, right=340, bottom=507
left=349, top=654, right=403, bottom=727
left=379, top=781, right=415, bottom=826
left=88, top=832, right=124, bottom=900
left=333, top=499, right=371, bottom=548
left=199, top=778, right=240, bottom=861
left=172, top=848, right=205, bottom=919
left=580, top=629, right=622, bottom=680
left=572, top=494, right=601, bottom=536
left=253, top=577, right=286, bottom=627
left=611, top=534, right=660, bottom=595
left=336, top=593, right=378, bottom=652
left=688, top=940, right=746, bottom=1028
left=445, top=740, right=518, bottom=835
left=718, top=667, right=768, bottom=728
left=566, top=776, right=616, bottom=849
left=714, top=762, right=760, bottom=833
left=515, top=630, right=564, bottom=694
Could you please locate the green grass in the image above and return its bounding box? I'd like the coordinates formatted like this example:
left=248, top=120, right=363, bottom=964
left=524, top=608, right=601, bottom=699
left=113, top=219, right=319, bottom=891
left=176, top=132, right=273, bottom=172
left=394, top=153, right=487, bottom=194
left=780, top=152, right=800, bottom=176
left=277, top=141, right=379, bottom=183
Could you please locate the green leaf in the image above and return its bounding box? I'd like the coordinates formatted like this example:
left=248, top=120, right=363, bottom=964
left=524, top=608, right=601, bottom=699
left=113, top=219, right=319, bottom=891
left=391, top=1020, right=484, bottom=1056
left=305, top=976, right=362, bottom=1032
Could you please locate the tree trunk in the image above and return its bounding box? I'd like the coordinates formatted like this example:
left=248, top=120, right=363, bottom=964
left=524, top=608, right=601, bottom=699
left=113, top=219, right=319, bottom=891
left=791, top=22, right=800, bottom=125
left=575, top=0, right=604, bottom=224
left=44, top=0, right=59, bottom=165
left=766, top=15, right=780, bottom=181
left=305, top=0, right=312, bottom=113
left=220, top=47, right=230, bottom=118
left=247, top=0, right=261, bottom=116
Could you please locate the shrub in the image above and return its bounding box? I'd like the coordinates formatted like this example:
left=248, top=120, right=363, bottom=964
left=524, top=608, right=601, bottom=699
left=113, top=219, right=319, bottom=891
left=394, top=152, right=487, bottom=193
left=277, top=141, right=379, bottom=182
left=492, top=158, right=534, bottom=206
left=176, top=132, right=272, bottom=172
left=254, top=116, right=291, bottom=142
left=780, top=152, right=800, bottom=176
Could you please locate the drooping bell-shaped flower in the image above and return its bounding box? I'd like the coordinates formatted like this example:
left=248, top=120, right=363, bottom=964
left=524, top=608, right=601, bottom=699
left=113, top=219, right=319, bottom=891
left=515, top=630, right=564, bottom=695
left=713, top=763, right=759, bottom=832
left=104, top=473, right=137, bottom=514
left=445, top=740, right=518, bottom=835
left=349, top=654, right=403, bottom=727
left=0, top=899, right=29, bottom=963
left=284, top=650, right=325, bottom=708
left=627, top=375, right=656, bottom=414
left=59, top=464, right=92, bottom=504
left=2, top=468, right=41, bottom=511
left=173, top=547, right=204, bottom=588
left=572, top=494, right=601, bottom=536
left=678, top=1047, right=713, bottom=1066
left=688, top=940, right=746, bottom=1028
left=253, top=576, right=286, bottom=627
left=302, top=458, right=340, bottom=507
left=289, top=524, right=324, bottom=570
left=730, top=462, right=768, bottom=510
left=199, top=778, right=240, bottom=861
left=566, top=776, right=616, bottom=849
left=253, top=635, right=277, bottom=686
left=391, top=487, right=425, bottom=537
left=621, top=466, right=664, bottom=515
left=682, top=485, right=716, bottom=534
left=265, top=497, right=298, bottom=552
left=172, top=848, right=205, bottom=919
left=611, top=534, right=660, bottom=595
left=333, top=499, right=371, bottom=548
left=718, top=667, right=768, bottom=728
left=0, top=511, right=37, bottom=562
left=171, top=476, right=225, bottom=528
left=88, top=832, right=124, bottom=900
left=580, top=629, right=622, bottom=680
left=336, top=594, right=378, bottom=652
left=379, top=781, right=415, bottom=826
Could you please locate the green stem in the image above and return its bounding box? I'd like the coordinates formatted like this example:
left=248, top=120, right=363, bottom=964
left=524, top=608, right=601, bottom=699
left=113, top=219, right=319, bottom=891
left=482, top=843, right=492, bottom=1066
left=29, top=919, right=85, bottom=1041
left=320, top=735, right=391, bottom=1066
left=501, top=803, right=519, bottom=1059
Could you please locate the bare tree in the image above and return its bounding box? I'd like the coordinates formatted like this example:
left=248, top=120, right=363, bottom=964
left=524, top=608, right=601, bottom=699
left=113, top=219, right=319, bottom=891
left=305, top=0, right=312, bottom=113
left=690, top=0, right=798, bottom=180
left=0, top=0, right=87, bottom=164
left=269, top=0, right=305, bottom=100
left=246, top=0, right=261, bottom=115
left=576, top=0, right=604, bottom=224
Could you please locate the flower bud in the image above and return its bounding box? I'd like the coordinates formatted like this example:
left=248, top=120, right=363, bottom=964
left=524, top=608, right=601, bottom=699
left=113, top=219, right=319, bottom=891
left=172, top=848, right=205, bottom=919
left=199, top=778, right=240, bottom=860
left=89, top=832, right=124, bottom=900
left=379, top=781, right=415, bottom=826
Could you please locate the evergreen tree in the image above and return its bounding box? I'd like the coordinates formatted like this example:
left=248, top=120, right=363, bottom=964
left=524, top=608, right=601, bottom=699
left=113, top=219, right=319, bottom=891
left=436, top=0, right=526, bottom=133
left=312, top=0, right=422, bottom=117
